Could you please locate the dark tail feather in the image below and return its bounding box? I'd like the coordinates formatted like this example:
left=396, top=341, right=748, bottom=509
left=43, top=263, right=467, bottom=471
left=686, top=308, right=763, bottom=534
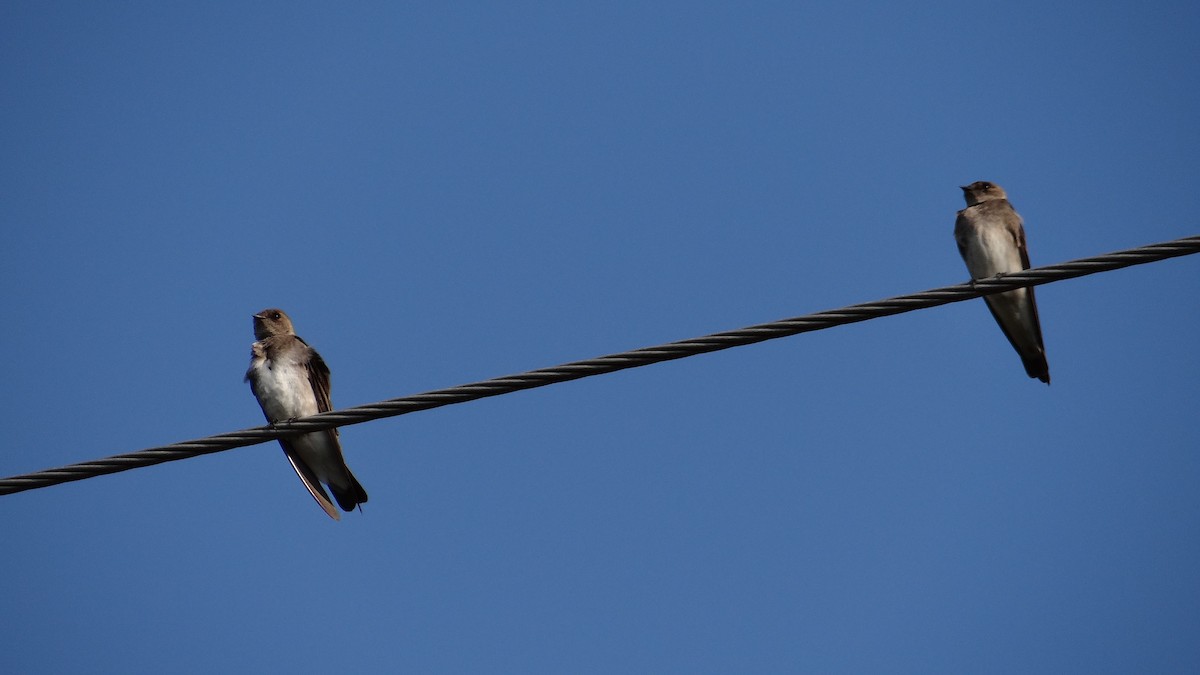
left=1022, top=352, right=1051, bottom=385
left=332, top=471, right=369, bottom=512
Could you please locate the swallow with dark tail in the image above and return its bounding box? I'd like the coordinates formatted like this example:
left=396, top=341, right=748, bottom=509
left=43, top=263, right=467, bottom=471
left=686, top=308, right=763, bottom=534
left=954, top=182, right=1050, bottom=384
left=246, top=308, right=368, bottom=519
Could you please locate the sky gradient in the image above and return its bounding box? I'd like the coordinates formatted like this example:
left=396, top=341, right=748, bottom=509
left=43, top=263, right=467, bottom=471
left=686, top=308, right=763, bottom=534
left=3, top=2, right=1199, bottom=673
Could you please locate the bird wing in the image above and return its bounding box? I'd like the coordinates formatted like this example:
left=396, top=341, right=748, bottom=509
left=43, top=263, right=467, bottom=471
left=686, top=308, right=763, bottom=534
left=300, top=338, right=341, bottom=444
left=1014, top=218, right=1032, bottom=271
left=300, top=340, right=333, bottom=413
left=953, top=209, right=971, bottom=260
left=280, top=439, right=342, bottom=521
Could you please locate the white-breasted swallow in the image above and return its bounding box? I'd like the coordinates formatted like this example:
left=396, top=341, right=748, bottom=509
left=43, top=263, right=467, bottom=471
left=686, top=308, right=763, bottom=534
left=954, top=181, right=1050, bottom=384
left=245, top=308, right=368, bottom=519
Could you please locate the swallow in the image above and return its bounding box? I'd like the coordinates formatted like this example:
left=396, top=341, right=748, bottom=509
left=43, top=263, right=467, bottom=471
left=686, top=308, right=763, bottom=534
left=245, top=308, right=368, bottom=519
left=954, top=181, right=1050, bottom=384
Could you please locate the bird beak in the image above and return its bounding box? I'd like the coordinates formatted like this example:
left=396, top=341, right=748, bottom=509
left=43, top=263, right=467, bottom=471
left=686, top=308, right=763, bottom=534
left=958, top=185, right=969, bottom=191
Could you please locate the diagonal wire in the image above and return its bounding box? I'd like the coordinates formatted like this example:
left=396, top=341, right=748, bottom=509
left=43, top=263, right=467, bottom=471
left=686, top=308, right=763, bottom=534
left=2, top=234, right=1198, bottom=497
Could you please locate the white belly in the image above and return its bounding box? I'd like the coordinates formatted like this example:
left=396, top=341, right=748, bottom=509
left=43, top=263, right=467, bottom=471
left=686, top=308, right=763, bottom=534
left=964, top=226, right=1023, bottom=280
left=249, top=357, right=318, bottom=422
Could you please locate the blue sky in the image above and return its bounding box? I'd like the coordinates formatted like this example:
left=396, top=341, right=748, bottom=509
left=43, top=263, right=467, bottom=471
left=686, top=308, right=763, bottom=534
left=3, top=2, right=1199, bottom=672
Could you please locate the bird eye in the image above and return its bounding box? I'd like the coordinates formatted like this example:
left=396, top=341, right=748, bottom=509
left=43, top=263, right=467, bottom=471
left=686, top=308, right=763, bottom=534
left=272, top=312, right=282, bottom=319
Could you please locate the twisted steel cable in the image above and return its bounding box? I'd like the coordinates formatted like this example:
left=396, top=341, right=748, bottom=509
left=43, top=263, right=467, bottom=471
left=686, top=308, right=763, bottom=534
left=2, top=234, right=1198, bottom=497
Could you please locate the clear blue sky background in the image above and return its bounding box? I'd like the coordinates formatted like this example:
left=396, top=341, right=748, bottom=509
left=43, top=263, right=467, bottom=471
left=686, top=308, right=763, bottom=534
left=3, top=2, right=1199, bottom=673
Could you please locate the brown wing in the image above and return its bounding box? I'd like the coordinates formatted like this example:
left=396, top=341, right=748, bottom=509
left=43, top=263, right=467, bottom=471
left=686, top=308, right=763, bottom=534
left=300, top=339, right=342, bottom=446
left=1015, top=221, right=1032, bottom=271
left=997, top=217, right=1050, bottom=383
left=301, top=341, right=334, bottom=413
left=279, top=440, right=342, bottom=521
left=953, top=210, right=970, bottom=261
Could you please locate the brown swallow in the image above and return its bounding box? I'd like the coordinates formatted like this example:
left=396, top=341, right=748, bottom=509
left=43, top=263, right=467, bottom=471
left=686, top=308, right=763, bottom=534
left=245, top=308, right=368, bottom=519
left=955, top=181, right=1050, bottom=384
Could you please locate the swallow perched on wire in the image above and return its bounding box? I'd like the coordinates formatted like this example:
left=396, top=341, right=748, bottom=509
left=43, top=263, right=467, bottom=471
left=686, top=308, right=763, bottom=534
left=245, top=308, right=368, bottom=519
left=954, top=181, right=1050, bottom=384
